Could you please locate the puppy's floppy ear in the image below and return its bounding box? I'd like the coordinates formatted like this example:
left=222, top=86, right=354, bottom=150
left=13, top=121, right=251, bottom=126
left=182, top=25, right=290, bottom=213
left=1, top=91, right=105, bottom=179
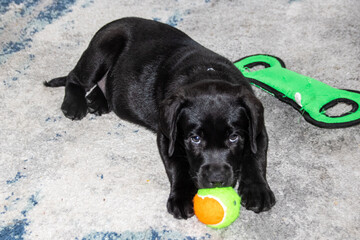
left=159, top=93, right=186, bottom=157
left=238, top=91, right=265, bottom=154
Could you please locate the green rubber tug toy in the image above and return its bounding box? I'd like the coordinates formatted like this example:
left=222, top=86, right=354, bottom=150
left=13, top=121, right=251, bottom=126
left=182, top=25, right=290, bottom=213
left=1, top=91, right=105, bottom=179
left=234, top=54, right=360, bottom=128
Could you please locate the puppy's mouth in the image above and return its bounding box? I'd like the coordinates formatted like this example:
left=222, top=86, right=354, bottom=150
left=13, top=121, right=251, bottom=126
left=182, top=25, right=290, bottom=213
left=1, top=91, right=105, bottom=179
left=196, top=177, right=236, bottom=189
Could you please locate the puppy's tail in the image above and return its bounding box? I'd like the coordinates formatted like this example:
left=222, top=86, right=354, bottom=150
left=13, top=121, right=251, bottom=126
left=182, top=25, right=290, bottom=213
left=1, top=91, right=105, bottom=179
left=43, top=76, right=67, bottom=87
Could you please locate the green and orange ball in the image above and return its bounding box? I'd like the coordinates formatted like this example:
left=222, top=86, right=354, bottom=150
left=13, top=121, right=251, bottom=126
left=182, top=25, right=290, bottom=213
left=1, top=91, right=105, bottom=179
left=193, top=187, right=241, bottom=229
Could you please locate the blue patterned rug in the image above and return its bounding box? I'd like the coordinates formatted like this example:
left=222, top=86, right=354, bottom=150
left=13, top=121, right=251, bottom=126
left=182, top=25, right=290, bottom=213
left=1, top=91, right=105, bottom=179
left=1, top=0, right=360, bottom=239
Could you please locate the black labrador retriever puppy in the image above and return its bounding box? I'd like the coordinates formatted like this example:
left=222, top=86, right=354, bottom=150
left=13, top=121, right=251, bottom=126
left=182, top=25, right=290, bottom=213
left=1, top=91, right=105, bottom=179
left=45, top=17, right=275, bottom=219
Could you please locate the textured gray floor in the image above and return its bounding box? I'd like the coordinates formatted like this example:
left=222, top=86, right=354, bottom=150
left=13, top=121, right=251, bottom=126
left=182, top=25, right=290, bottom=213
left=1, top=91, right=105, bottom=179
left=1, top=0, right=359, bottom=239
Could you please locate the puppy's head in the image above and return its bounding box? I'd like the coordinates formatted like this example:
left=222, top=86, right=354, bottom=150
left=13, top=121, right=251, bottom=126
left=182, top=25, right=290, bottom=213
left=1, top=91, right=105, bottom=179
left=160, top=81, right=265, bottom=188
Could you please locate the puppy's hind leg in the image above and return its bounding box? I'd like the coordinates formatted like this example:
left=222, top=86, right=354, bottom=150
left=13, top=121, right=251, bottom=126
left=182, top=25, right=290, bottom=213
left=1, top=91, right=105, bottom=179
left=45, top=74, right=88, bottom=120
left=59, top=47, right=109, bottom=120
left=46, top=20, right=128, bottom=120
left=86, top=72, right=110, bottom=116
left=61, top=76, right=88, bottom=120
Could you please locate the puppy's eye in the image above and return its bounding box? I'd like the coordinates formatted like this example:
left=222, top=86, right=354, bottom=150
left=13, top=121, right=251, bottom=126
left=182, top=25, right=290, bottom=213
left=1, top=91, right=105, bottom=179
left=229, top=134, right=239, bottom=143
left=190, top=135, right=201, bottom=144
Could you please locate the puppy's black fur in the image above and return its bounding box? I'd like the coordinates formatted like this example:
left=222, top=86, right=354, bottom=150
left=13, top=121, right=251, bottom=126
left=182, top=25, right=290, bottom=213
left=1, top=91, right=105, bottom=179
left=45, top=17, right=275, bottom=219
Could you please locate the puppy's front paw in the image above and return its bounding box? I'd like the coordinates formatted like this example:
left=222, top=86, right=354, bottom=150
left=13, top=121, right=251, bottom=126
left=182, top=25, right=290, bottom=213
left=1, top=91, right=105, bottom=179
left=239, top=183, right=275, bottom=213
left=167, top=194, right=194, bottom=219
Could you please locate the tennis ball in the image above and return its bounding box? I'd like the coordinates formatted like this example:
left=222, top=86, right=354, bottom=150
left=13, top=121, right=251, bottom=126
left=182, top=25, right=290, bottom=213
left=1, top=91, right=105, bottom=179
left=193, top=187, right=241, bottom=229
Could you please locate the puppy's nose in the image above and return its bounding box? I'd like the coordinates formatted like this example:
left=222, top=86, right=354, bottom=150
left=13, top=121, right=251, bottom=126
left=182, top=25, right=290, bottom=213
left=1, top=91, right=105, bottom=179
left=199, top=163, right=233, bottom=188
left=208, top=169, right=227, bottom=187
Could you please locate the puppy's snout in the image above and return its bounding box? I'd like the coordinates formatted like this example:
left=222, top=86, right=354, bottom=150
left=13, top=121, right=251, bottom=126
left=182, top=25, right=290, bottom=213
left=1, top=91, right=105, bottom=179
left=198, top=163, right=233, bottom=188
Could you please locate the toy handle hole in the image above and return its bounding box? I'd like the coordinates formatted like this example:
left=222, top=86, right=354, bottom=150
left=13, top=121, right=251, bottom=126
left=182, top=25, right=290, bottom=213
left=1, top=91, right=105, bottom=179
left=320, top=98, right=358, bottom=118
left=244, top=62, right=270, bottom=72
